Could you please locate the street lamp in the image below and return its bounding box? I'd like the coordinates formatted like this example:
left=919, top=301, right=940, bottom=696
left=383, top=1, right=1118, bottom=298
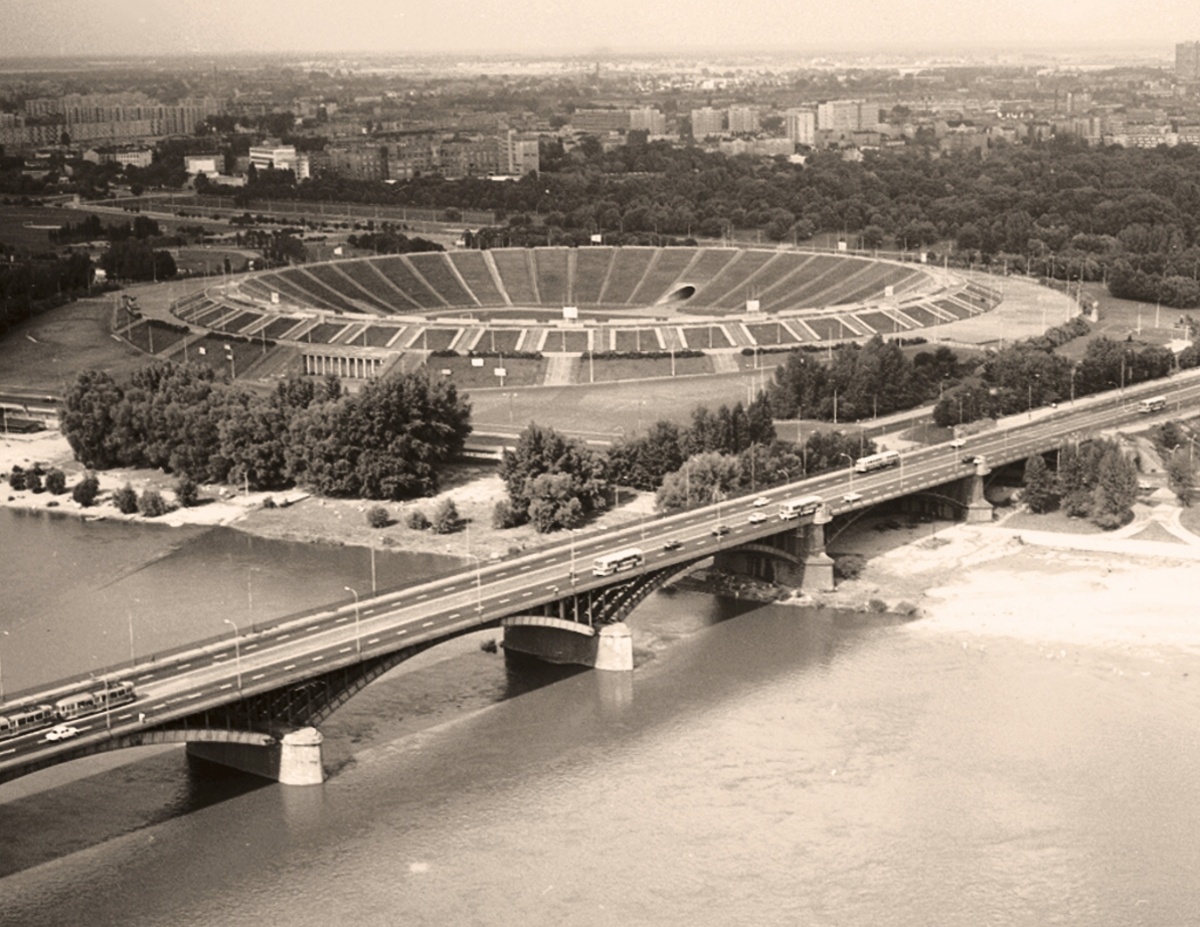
left=465, top=554, right=484, bottom=611
left=567, top=527, right=578, bottom=587
left=837, top=452, right=855, bottom=491
left=344, top=586, right=361, bottom=655
left=222, top=618, right=242, bottom=691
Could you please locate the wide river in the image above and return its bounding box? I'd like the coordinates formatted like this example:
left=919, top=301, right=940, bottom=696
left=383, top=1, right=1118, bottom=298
left=1, top=507, right=1198, bottom=926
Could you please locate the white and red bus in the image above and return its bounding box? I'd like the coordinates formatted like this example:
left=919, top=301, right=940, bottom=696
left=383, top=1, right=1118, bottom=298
left=779, top=494, right=823, bottom=520
left=853, top=450, right=901, bottom=473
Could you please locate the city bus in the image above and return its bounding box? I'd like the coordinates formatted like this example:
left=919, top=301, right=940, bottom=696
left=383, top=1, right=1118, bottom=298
left=778, top=494, right=823, bottom=520
left=1137, top=395, right=1167, bottom=414
left=853, top=450, right=901, bottom=473
left=592, top=547, right=645, bottom=577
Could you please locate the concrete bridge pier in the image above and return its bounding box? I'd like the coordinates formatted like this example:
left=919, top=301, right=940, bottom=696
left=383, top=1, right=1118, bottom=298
left=964, top=462, right=994, bottom=524
left=502, top=617, right=634, bottom=671
left=801, top=508, right=836, bottom=592
left=186, top=727, right=326, bottom=786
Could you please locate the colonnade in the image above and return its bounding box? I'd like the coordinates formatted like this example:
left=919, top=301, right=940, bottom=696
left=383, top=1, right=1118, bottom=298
left=302, top=353, right=383, bottom=379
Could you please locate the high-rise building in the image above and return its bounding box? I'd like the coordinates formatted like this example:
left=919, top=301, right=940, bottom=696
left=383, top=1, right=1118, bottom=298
left=1177, top=41, right=1200, bottom=80
left=691, top=107, right=724, bottom=139
left=571, top=109, right=631, bottom=133
left=817, top=100, right=869, bottom=134
left=727, top=107, right=759, bottom=134
left=629, top=107, right=666, bottom=135
left=784, top=108, right=816, bottom=145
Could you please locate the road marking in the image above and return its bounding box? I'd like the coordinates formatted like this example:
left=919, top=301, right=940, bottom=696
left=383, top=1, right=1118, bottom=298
left=177, top=663, right=191, bottom=669
left=136, top=673, right=155, bottom=681
left=244, top=643, right=258, bottom=651
left=251, top=673, right=266, bottom=681
left=367, top=637, right=380, bottom=644
left=522, top=591, right=533, bottom=597
left=284, top=664, right=296, bottom=671
left=444, top=585, right=458, bottom=592
left=0, top=748, right=15, bottom=756
left=334, top=616, right=349, bottom=623
left=117, top=713, right=132, bottom=721
left=339, top=647, right=353, bottom=654
left=416, top=592, right=429, bottom=600
left=219, top=683, right=234, bottom=690
left=305, top=625, right=321, bottom=633
left=497, top=571, right=508, bottom=577
left=448, top=613, right=460, bottom=619
left=311, top=655, right=324, bottom=662
left=184, top=692, right=203, bottom=700
left=499, top=597, right=511, bottom=604
left=278, top=634, right=291, bottom=641
left=421, top=621, right=434, bottom=628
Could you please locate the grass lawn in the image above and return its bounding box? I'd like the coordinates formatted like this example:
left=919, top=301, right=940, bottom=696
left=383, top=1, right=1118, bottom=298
left=1056, top=282, right=1191, bottom=361
left=1000, top=508, right=1108, bottom=534
left=580, top=355, right=712, bottom=383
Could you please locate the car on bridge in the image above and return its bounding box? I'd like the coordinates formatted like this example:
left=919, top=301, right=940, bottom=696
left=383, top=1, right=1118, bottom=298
left=751, top=496, right=770, bottom=507
left=711, top=524, right=731, bottom=536
left=662, top=539, right=682, bottom=551
left=748, top=512, right=767, bottom=524
left=45, top=724, right=80, bottom=742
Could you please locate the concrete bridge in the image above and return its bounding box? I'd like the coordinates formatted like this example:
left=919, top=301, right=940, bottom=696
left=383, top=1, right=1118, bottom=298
left=2, top=377, right=1197, bottom=789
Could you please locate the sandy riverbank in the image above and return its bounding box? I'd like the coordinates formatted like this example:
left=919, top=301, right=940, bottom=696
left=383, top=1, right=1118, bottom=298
left=7, top=429, right=1200, bottom=656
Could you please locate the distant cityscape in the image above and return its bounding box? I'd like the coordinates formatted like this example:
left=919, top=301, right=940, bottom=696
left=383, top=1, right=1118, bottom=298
left=3, top=44, right=1200, bottom=188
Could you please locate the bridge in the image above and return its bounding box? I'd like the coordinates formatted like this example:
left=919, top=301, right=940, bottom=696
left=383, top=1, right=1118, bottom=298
left=3, top=375, right=1197, bottom=788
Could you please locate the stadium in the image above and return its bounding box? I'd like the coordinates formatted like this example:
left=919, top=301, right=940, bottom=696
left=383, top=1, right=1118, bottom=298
left=153, top=246, right=1003, bottom=387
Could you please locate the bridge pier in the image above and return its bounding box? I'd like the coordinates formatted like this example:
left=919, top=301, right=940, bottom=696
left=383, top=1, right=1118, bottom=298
left=800, top=509, right=836, bottom=592
left=186, top=727, right=326, bottom=786
left=502, top=618, right=634, bottom=671
left=964, top=466, right=994, bottom=524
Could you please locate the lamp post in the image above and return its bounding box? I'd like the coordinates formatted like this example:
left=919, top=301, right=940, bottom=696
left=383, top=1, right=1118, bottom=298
left=0, top=629, right=7, bottom=703
left=567, top=528, right=578, bottom=587
left=127, top=609, right=136, bottom=667
left=222, top=618, right=242, bottom=691
left=465, top=554, right=484, bottom=611
left=837, top=452, right=855, bottom=491
left=344, top=586, right=361, bottom=656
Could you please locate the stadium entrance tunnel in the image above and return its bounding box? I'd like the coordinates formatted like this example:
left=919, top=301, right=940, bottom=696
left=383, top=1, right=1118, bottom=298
left=657, top=285, right=696, bottom=304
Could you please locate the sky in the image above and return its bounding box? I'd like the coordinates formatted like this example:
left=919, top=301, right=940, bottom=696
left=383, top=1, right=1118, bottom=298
left=2, top=0, right=1200, bottom=59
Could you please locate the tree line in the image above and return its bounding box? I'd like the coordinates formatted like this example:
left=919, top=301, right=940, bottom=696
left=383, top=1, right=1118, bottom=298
left=60, top=363, right=472, bottom=500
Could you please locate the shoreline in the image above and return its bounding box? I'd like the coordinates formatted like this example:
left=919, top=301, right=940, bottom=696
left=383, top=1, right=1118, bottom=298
left=6, top=428, right=1200, bottom=657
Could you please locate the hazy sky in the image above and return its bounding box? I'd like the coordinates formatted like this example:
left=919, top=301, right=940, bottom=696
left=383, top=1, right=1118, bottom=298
left=3, top=0, right=1200, bottom=58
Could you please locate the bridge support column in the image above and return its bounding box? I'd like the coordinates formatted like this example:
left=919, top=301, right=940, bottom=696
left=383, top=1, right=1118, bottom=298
left=964, top=471, right=993, bottom=524
left=186, top=727, right=325, bottom=786
left=802, top=509, right=836, bottom=592
left=503, top=620, right=633, bottom=672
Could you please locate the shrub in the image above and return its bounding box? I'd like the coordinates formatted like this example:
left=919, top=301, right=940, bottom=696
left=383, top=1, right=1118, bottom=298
left=44, top=468, right=66, bottom=494
left=261, top=496, right=277, bottom=509
left=867, top=598, right=889, bottom=613
left=8, top=466, right=25, bottom=491
left=431, top=498, right=460, bottom=534
left=833, top=553, right=867, bottom=581
left=367, top=505, right=390, bottom=528
left=72, top=472, right=100, bottom=507
left=113, top=483, right=139, bottom=514
left=405, top=508, right=430, bottom=530
left=175, top=475, right=199, bottom=508
left=139, top=489, right=170, bottom=518
left=24, top=470, right=43, bottom=493
left=492, top=498, right=519, bottom=529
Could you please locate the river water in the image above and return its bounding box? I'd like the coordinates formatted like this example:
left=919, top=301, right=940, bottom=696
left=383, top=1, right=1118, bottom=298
left=1, top=507, right=1198, bottom=926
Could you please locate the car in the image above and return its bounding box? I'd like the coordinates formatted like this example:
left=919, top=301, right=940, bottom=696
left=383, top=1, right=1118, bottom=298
left=45, top=724, right=80, bottom=742
left=748, top=512, right=767, bottom=524
left=662, top=539, right=682, bottom=551
left=842, top=491, right=863, bottom=504
left=711, top=524, right=731, bottom=536
left=751, top=496, right=770, bottom=507
left=963, top=455, right=983, bottom=465
left=949, top=438, right=966, bottom=448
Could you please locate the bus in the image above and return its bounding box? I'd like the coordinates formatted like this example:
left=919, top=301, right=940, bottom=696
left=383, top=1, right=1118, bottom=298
left=592, top=547, right=645, bottom=577
left=1138, top=395, right=1167, bottom=414
left=55, top=680, right=136, bottom=720
left=853, top=450, right=901, bottom=473
left=779, top=494, right=823, bottom=520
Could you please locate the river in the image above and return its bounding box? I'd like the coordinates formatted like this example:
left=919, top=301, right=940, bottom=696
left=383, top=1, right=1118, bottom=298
left=1, top=507, right=1198, bottom=926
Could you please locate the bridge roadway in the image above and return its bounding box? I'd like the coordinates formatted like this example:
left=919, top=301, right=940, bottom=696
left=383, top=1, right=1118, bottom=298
left=3, top=374, right=1199, bottom=780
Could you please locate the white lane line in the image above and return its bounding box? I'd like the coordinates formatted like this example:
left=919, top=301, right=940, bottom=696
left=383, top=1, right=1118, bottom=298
left=499, top=597, right=511, bottom=604
left=449, top=613, right=460, bottom=619
left=416, top=593, right=429, bottom=600
left=444, top=586, right=458, bottom=592
left=522, top=591, right=533, bottom=597
left=367, top=637, right=380, bottom=644
left=334, top=616, right=350, bottom=624
left=339, top=647, right=353, bottom=654
left=244, top=643, right=258, bottom=651
left=136, top=673, right=155, bottom=681
left=305, top=625, right=321, bottom=633
left=311, top=655, right=324, bottom=662
left=251, top=673, right=266, bottom=681
left=421, top=621, right=434, bottom=628
left=117, top=713, right=133, bottom=721
left=497, top=571, right=508, bottom=577
left=396, top=629, right=407, bottom=635
left=284, top=664, right=296, bottom=671
left=219, top=683, right=234, bottom=690
left=177, top=663, right=191, bottom=669
left=278, top=634, right=291, bottom=641
left=0, top=748, right=15, bottom=756
left=183, top=692, right=203, bottom=700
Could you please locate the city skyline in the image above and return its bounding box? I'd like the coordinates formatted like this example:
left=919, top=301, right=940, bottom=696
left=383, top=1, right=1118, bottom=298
left=2, top=0, right=1200, bottom=60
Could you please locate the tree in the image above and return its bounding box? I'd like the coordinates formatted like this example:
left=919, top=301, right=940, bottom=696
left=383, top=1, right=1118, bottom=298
left=72, top=473, right=100, bottom=507
left=175, top=475, right=199, bottom=508
left=655, top=452, right=742, bottom=513
left=139, top=489, right=170, bottom=518
left=1167, top=449, right=1195, bottom=506
left=113, top=483, right=139, bottom=514
left=44, top=468, right=66, bottom=495
left=431, top=498, right=461, bottom=534
left=1022, top=454, right=1057, bottom=513
left=1091, top=447, right=1138, bottom=529
left=7, top=466, right=25, bottom=491
left=24, top=469, right=43, bottom=493
left=405, top=509, right=430, bottom=530
left=492, top=498, right=519, bottom=529
left=499, top=423, right=608, bottom=526
left=366, top=505, right=390, bottom=528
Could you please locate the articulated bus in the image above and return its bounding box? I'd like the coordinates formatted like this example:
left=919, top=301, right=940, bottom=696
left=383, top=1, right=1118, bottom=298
left=592, top=547, right=646, bottom=577
left=853, top=450, right=901, bottom=473
left=1138, top=395, right=1167, bottom=414
left=779, top=494, right=823, bottom=520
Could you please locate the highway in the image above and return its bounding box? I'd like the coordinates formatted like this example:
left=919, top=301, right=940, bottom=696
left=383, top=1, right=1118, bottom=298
left=3, top=374, right=1198, bottom=777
